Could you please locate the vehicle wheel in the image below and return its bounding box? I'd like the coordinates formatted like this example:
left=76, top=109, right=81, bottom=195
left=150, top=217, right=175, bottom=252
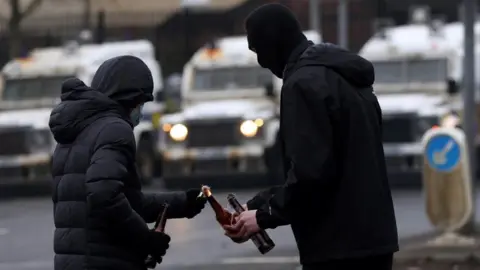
left=264, top=137, right=284, bottom=185
left=137, top=138, right=155, bottom=186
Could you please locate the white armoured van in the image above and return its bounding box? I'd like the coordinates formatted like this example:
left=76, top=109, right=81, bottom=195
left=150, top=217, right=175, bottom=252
left=0, top=40, right=164, bottom=185
left=159, top=31, right=321, bottom=187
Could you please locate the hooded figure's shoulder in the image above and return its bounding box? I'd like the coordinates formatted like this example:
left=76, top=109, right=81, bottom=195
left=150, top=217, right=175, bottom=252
left=295, top=43, right=375, bottom=88
left=97, top=118, right=134, bottom=143
left=49, top=78, right=131, bottom=145
left=91, top=118, right=136, bottom=152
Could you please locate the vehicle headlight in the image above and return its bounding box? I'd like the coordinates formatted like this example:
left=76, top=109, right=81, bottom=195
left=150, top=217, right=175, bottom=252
left=240, top=120, right=258, bottom=137
left=169, top=123, right=188, bottom=141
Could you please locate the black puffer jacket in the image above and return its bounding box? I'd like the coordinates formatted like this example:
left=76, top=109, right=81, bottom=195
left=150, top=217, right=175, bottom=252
left=50, top=56, right=188, bottom=270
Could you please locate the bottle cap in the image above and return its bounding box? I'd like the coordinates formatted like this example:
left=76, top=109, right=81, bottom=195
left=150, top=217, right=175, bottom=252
left=201, top=185, right=212, bottom=197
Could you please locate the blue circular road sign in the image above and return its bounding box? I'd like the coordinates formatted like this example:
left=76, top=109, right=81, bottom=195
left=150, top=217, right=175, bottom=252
left=425, top=134, right=461, bottom=172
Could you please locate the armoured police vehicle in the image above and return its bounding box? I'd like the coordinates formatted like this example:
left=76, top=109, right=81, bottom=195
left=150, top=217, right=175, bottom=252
left=159, top=31, right=321, bottom=187
left=359, top=8, right=461, bottom=186
left=0, top=40, right=164, bottom=186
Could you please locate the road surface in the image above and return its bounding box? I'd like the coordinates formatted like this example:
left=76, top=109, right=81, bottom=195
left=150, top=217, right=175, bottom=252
left=0, top=187, right=455, bottom=270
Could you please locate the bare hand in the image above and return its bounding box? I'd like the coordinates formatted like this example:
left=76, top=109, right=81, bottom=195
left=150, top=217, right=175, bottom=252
left=223, top=210, right=260, bottom=239
left=223, top=204, right=249, bottom=244
left=223, top=228, right=249, bottom=243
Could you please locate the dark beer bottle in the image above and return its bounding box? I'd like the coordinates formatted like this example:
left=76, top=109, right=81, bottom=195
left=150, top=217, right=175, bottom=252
left=201, top=185, right=235, bottom=226
left=145, top=203, right=169, bottom=269
left=227, top=193, right=275, bottom=255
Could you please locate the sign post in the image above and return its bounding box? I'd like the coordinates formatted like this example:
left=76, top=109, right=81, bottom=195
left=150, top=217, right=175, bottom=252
left=462, top=0, right=477, bottom=234
left=422, top=127, right=474, bottom=243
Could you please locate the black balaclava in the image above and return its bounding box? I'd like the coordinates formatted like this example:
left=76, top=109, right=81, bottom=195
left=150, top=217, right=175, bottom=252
left=245, top=3, right=307, bottom=78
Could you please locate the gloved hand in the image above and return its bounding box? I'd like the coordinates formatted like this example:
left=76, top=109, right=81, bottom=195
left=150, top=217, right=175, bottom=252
left=147, top=230, right=171, bottom=264
left=184, top=189, right=207, bottom=218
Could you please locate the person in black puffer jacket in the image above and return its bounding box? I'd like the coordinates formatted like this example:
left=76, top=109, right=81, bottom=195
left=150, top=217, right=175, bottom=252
left=49, top=55, right=206, bottom=270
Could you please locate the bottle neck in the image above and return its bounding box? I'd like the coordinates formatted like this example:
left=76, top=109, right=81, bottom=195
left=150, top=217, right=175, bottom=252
left=158, top=216, right=166, bottom=232
left=155, top=206, right=168, bottom=232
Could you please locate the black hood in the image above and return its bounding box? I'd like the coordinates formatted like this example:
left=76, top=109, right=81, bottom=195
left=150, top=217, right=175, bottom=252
left=293, top=43, right=375, bottom=88
left=49, top=79, right=130, bottom=144
left=91, top=55, right=154, bottom=104
left=245, top=3, right=307, bottom=78
left=49, top=55, right=154, bottom=144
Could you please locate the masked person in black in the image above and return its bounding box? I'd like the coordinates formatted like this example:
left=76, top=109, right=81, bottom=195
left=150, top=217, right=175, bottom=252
left=49, top=55, right=206, bottom=270
left=224, top=4, right=398, bottom=270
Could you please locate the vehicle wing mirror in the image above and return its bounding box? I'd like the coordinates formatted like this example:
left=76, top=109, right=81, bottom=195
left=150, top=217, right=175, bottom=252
left=155, top=90, right=165, bottom=102
left=447, top=79, right=459, bottom=95
left=265, top=83, right=275, bottom=98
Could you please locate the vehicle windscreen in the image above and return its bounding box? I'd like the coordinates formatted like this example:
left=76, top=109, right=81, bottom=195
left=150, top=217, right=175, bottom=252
left=2, top=76, right=71, bottom=101
left=372, top=58, right=448, bottom=84
left=193, top=66, right=272, bottom=91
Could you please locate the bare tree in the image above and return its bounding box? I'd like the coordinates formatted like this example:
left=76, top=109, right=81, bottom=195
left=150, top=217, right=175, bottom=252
left=6, top=0, right=43, bottom=58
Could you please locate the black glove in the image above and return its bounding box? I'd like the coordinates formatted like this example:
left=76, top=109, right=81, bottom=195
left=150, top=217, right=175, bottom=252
left=147, top=230, right=171, bottom=264
left=184, top=189, right=206, bottom=218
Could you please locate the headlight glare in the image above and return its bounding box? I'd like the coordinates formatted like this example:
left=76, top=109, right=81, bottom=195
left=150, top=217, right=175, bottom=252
left=169, top=124, right=188, bottom=141
left=240, top=120, right=258, bottom=137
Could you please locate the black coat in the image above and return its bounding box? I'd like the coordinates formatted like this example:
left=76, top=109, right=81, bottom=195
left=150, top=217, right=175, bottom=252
left=248, top=41, right=399, bottom=264
left=49, top=61, right=188, bottom=270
